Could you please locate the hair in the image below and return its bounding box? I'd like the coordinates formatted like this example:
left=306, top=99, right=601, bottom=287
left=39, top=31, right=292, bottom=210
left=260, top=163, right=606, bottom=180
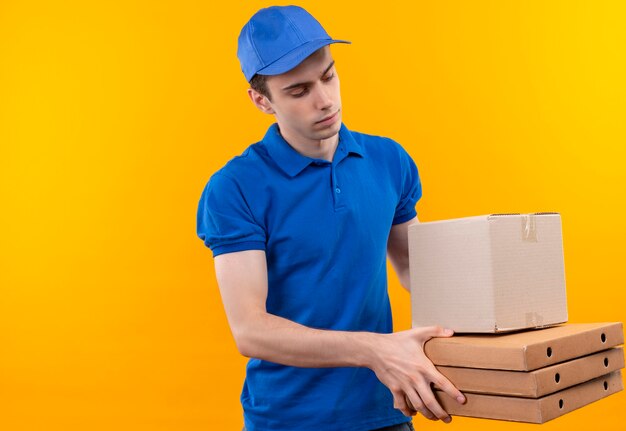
left=249, top=73, right=272, bottom=101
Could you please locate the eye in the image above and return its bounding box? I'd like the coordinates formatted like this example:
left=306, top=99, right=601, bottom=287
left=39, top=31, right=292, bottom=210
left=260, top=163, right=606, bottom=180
left=323, top=73, right=335, bottom=82
left=291, top=88, right=309, bottom=98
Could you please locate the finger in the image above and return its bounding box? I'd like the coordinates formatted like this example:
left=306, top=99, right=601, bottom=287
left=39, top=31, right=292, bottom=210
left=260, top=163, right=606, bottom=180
left=416, top=381, right=452, bottom=423
left=392, top=391, right=415, bottom=417
left=432, top=370, right=466, bottom=405
left=404, top=395, right=418, bottom=416
left=405, top=390, right=437, bottom=421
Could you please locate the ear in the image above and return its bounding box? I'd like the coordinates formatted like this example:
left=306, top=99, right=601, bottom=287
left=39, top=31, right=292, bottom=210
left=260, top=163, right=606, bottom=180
left=247, top=88, right=275, bottom=115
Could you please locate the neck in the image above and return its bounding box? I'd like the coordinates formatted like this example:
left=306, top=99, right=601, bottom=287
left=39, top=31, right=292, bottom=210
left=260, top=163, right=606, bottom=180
left=277, top=126, right=340, bottom=163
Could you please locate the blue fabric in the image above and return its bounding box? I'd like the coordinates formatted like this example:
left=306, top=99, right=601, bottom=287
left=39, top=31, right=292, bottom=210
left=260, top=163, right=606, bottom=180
left=197, top=123, right=422, bottom=431
left=237, top=6, right=350, bottom=81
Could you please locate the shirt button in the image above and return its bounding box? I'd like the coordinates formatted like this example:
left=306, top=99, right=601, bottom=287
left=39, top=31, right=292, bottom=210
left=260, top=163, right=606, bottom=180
left=335, top=188, right=341, bottom=194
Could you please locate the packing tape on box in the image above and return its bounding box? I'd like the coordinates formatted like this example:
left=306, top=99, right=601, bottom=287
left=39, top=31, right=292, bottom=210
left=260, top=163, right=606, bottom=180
left=526, top=311, right=544, bottom=327
left=522, top=214, right=538, bottom=242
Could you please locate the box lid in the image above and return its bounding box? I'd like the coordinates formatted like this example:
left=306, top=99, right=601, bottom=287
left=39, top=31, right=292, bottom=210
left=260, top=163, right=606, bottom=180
left=425, top=322, right=624, bottom=371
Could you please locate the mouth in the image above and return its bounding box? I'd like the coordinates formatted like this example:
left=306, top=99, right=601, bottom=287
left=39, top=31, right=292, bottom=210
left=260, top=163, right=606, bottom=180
left=315, top=110, right=340, bottom=125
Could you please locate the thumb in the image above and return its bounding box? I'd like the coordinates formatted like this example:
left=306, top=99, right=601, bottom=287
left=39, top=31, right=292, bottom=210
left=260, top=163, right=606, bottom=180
left=421, top=325, right=454, bottom=339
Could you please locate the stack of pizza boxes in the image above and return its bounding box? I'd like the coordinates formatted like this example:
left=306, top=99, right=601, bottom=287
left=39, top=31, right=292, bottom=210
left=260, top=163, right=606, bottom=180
left=408, top=213, right=624, bottom=423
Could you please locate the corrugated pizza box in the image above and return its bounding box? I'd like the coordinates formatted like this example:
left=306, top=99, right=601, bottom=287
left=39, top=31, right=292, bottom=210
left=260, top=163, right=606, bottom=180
left=435, top=370, right=623, bottom=423
left=409, top=213, right=567, bottom=333
left=425, top=322, right=624, bottom=371
left=436, top=347, right=624, bottom=397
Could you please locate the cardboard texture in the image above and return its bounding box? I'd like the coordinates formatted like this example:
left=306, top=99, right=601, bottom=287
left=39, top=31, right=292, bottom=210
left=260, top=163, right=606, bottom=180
left=435, top=370, right=623, bottom=423
left=425, top=322, right=624, bottom=371
left=409, top=213, right=567, bottom=333
left=436, top=347, right=624, bottom=397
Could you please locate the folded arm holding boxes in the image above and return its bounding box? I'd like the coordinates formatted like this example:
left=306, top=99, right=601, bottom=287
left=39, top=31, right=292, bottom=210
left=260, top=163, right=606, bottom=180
left=214, top=216, right=465, bottom=422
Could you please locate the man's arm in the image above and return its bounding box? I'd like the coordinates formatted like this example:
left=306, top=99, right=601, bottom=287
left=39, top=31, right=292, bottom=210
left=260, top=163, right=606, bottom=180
left=387, top=215, right=418, bottom=291
left=214, top=249, right=375, bottom=368
left=214, top=248, right=465, bottom=422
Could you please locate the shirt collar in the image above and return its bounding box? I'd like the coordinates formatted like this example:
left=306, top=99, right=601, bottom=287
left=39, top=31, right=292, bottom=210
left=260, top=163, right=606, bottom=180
left=262, top=123, right=365, bottom=178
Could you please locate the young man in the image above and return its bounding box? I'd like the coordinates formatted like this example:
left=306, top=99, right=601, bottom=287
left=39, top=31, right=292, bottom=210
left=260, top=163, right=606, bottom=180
left=197, top=6, right=465, bottom=431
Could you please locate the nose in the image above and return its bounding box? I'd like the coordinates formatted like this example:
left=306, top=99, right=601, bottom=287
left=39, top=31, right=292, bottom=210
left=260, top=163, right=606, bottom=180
left=312, top=83, right=333, bottom=111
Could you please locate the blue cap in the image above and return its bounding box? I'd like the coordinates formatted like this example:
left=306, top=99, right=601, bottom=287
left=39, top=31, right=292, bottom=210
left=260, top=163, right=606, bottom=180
left=237, top=6, right=351, bottom=82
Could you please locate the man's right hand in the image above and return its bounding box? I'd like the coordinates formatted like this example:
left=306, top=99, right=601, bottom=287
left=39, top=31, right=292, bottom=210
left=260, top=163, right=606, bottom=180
left=366, top=326, right=466, bottom=423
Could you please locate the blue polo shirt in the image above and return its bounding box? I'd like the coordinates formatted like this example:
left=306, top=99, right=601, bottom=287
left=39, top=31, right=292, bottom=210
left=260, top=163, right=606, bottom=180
left=197, top=123, right=422, bottom=431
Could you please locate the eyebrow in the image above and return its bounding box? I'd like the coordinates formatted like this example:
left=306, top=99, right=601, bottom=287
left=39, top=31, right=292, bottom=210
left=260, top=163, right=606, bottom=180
left=281, top=61, right=336, bottom=92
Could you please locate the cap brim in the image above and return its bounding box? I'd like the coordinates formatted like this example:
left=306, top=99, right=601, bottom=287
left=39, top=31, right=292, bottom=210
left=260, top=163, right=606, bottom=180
left=255, top=39, right=351, bottom=78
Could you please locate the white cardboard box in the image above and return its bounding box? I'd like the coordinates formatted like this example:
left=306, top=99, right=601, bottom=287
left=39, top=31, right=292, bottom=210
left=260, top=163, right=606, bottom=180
left=409, top=213, right=568, bottom=333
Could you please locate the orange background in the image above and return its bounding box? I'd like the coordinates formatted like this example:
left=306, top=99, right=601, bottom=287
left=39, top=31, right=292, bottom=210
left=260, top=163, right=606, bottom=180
left=1, top=1, right=625, bottom=430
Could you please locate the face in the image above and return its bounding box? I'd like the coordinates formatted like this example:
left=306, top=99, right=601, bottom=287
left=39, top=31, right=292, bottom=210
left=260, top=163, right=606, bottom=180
left=249, top=46, right=342, bottom=144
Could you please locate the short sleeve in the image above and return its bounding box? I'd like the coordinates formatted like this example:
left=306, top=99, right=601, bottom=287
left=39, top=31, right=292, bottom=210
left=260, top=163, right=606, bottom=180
left=392, top=146, right=422, bottom=225
left=196, top=172, right=266, bottom=257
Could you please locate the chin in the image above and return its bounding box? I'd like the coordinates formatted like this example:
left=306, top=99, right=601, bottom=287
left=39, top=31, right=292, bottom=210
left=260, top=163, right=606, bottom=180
left=314, top=122, right=341, bottom=139
left=314, top=128, right=340, bottom=141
